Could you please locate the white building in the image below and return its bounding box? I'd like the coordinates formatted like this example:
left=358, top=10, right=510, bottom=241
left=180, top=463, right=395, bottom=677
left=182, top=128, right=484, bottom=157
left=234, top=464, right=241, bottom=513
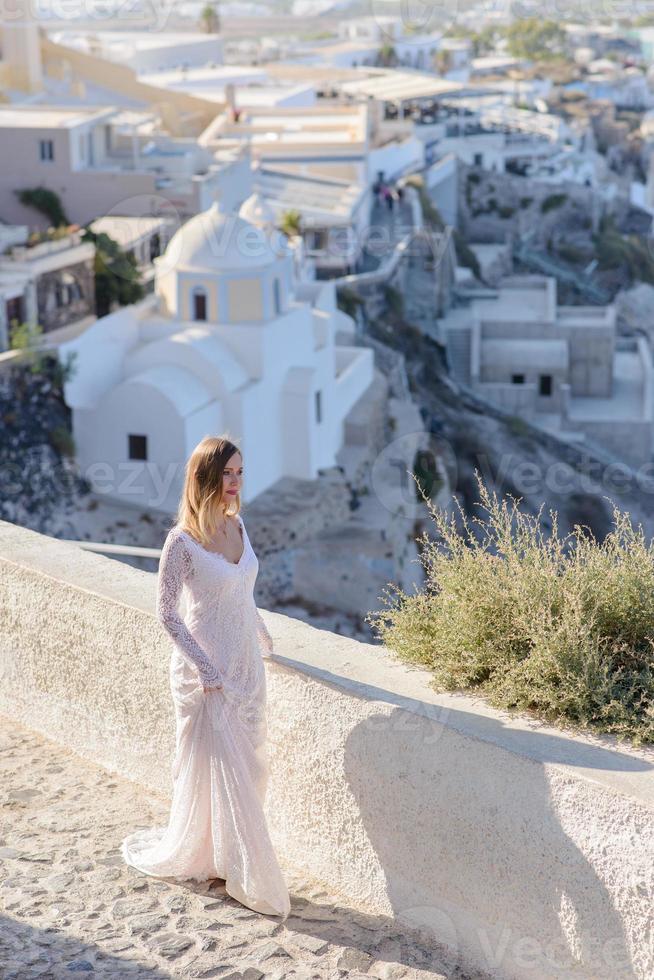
left=0, top=105, right=248, bottom=228
left=252, top=166, right=370, bottom=276
left=203, top=101, right=425, bottom=186
left=440, top=275, right=654, bottom=466
left=58, top=199, right=374, bottom=512
left=0, top=225, right=95, bottom=350
left=137, top=65, right=316, bottom=109
left=47, top=31, right=224, bottom=74
left=297, top=16, right=442, bottom=70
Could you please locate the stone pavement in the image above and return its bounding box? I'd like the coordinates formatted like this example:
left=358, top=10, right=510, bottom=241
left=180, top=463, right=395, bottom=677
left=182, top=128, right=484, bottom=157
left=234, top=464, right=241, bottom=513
left=0, top=716, right=483, bottom=980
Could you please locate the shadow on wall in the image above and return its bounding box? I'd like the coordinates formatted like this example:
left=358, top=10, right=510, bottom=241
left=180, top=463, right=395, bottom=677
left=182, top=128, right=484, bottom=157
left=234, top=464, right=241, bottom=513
left=344, top=700, right=648, bottom=980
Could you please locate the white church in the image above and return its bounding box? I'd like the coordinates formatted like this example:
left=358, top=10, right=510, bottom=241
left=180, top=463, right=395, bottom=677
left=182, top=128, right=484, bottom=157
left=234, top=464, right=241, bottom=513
left=59, top=196, right=374, bottom=513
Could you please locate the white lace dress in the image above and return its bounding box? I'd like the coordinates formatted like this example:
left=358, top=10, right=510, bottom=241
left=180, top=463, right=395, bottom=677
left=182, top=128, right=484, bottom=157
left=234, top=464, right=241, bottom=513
left=120, top=514, right=291, bottom=918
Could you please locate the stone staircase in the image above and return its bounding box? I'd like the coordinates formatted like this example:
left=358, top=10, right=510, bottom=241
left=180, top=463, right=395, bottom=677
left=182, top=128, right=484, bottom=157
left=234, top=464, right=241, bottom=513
left=445, top=327, right=472, bottom=385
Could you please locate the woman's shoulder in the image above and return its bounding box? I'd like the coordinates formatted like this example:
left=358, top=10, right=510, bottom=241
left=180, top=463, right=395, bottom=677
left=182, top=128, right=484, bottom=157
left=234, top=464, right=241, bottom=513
left=163, top=524, right=193, bottom=553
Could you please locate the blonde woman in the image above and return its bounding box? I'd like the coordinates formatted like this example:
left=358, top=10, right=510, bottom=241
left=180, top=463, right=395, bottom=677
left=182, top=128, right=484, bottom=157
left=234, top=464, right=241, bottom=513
left=121, top=435, right=290, bottom=918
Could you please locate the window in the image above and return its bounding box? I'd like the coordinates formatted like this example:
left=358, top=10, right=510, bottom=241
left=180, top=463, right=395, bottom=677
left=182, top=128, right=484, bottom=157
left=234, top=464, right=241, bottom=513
left=511, top=374, right=525, bottom=384
left=53, top=273, right=82, bottom=307
left=273, top=278, right=282, bottom=315
left=192, top=288, right=207, bottom=321
left=473, top=152, right=483, bottom=167
left=39, top=139, right=54, bottom=162
left=128, top=434, right=147, bottom=460
left=539, top=374, right=553, bottom=396
left=6, top=295, right=24, bottom=324
left=315, top=390, right=322, bottom=424
left=149, top=233, right=161, bottom=262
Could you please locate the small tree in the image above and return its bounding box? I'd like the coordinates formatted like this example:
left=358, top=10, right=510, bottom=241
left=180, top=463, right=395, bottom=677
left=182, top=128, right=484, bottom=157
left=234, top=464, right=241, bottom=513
left=9, top=320, right=47, bottom=374
left=279, top=209, right=302, bottom=237
left=377, top=42, right=397, bottom=68
left=506, top=18, right=566, bottom=61
left=15, top=187, right=69, bottom=227
left=200, top=2, right=220, bottom=33
left=434, top=48, right=452, bottom=76
left=81, top=227, right=145, bottom=316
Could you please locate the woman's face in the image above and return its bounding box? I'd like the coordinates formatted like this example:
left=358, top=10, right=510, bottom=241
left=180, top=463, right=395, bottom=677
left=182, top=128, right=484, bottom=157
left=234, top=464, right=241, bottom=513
left=222, top=451, right=243, bottom=501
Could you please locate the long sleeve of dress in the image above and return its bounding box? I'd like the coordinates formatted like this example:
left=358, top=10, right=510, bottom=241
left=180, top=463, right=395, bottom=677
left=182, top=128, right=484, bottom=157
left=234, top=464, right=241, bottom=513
left=156, top=528, right=223, bottom=687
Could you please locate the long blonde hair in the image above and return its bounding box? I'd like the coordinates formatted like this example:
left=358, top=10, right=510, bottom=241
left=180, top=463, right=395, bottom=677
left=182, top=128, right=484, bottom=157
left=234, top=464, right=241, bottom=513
left=176, top=435, right=242, bottom=547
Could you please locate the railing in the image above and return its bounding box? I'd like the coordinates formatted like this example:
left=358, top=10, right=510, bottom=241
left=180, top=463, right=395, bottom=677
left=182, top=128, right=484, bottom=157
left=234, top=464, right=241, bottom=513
left=60, top=539, right=162, bottom=559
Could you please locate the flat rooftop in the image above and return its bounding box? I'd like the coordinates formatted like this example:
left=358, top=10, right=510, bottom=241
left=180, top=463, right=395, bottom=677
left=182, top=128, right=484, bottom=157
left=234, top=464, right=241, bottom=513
left=257, top=169, right=364, bottom=224
left=49, top=29, right=220, bottom=53
left=340, top=70, right=466, bottom=103
left=568, top=350, right=645, bottom=422
left=0, top=106, right=114, bottom=129
left=474, top=288, right=554, bottom=323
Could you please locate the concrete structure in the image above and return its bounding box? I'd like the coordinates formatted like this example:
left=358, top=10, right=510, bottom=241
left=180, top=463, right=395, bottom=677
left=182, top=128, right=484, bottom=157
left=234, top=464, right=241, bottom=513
left=57, top=199, right=374, bottom=511
left=47, top=30, right=225, bottom=74
left=1, top=20, right=230, bottom=139
left=138, top=64, right=316, bottom=109
left=0, top=7, right=42, bottom=93
left=1, top=518, right=653, bottom=980
left=202, top=101, right=425, bottom=185
left=338, top=71, right=467, bottom=117
left=0, top=225, right=95, bottom=350
left=564, top=67, right=652, bottom=110
left=440, top=275, right=654, bottom=466
left=300, top=16, right=442, bottom=70
left=0, top=105, right=249, bottom=228
left=252, top=166, right=370, bottom=276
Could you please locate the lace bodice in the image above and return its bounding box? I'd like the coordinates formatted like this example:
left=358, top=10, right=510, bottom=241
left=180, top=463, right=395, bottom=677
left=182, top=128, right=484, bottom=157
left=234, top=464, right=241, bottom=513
left=156, top=515, right=274, bottom=688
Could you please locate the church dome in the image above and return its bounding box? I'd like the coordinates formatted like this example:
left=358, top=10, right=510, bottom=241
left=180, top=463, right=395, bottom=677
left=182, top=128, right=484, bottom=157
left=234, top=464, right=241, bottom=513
left=239, top=192, right=277, bottom=230
left=164, top=199, right=276, bottom=272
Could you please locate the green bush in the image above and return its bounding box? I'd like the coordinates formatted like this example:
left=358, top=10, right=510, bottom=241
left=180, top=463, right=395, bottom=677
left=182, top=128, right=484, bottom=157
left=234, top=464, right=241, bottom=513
left=404, top=173, right=445, bottom=231
left=453, top=230, right=482, bottom=281
left=594, top=218, right=654, bottom=285
left=557, top=243, right=588, bottom=265
left=384, top=284, right=404, bottom=317
left=15, top=187, right=69, bottom=227
left=49, top=424, right=76, bottom=457
left=541, top=193, right=568, bottom=214
left=337, top=286, right=363, bottom=318
left=82, top=227, right=144, bottom=316
left=366, top=475, right=654, bottom=745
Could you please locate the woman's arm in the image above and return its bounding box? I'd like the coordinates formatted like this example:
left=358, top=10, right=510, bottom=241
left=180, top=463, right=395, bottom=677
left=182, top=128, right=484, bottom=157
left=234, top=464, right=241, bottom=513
left=156, top=528, right=223, bottom=687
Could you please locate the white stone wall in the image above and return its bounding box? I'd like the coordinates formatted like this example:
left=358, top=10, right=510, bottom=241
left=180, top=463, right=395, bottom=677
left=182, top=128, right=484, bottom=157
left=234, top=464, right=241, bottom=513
left=1, top=519, right=653, bottom=980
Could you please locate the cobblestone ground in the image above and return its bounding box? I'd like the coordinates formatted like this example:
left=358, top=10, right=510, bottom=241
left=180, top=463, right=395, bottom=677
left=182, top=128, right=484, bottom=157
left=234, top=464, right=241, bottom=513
left=0, top=717, right=484, bottom=980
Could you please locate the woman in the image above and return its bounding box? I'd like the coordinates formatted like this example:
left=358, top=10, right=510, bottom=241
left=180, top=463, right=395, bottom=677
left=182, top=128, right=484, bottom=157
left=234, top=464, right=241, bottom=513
left=121, top=435, right=290, bottom=919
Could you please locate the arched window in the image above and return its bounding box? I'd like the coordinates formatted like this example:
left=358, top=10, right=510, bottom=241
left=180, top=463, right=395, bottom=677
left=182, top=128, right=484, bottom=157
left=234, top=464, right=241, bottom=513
left=192, top=287, right=207, bottom=321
